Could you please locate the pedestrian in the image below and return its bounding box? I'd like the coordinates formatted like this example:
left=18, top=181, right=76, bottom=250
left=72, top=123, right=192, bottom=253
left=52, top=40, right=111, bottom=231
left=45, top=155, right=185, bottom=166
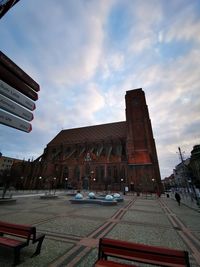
left=175, top=192, right=181, bottom=206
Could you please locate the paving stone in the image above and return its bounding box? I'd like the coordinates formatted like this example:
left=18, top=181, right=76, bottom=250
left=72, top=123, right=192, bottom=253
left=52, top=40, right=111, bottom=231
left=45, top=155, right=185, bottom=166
left=121, top=210, right=171, bottom=226
left=72, top=205, right=119, bottom=218
left=106, top=222, right=188, bottom=250
left=38, top=217, right=104, bottom=237
left=0, top=238, right=73, bottom=267
left=0, top=193, right=199, bottom=266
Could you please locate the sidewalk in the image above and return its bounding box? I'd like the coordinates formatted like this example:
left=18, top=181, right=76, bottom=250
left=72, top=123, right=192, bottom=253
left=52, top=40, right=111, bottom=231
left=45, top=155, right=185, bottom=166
left=0, top=192, right=200, bottom=266
left=168, top=192, right=200, bottom=212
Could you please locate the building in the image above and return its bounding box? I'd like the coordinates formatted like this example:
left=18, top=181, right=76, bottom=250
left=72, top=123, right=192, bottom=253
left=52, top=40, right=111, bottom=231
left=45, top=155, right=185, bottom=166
left=189, top=145, right=200, bottom=189
left=0, top=154, right=22, bottom=175
left=162, top=174, right=175, bottom=191
left=14, top=88, right=162, bottom=192
left=0, top=153, right=23, bottom=187
left=174, top=159, right=190, bottom=190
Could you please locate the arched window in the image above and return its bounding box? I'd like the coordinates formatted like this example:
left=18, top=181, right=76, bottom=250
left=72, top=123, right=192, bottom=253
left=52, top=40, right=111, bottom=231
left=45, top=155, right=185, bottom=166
left=107, top=166, right=111, bottom=178
left=85, top=163, right=90, bottom=176
left=74, top=166, right=80, bottom=181
left=113, top=166, right=118, bottom=183
left=120, top=166, right=125, bottom=180
left=63, top=165, right=69, bottom=177
left=95, top=167, right=99, bottom=182
left=100, top=166, right=104, bottom=179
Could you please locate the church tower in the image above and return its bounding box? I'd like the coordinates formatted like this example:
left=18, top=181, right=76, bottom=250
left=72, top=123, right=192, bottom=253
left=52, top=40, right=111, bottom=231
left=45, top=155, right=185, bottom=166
left=125, top=89, right=161, bottom=192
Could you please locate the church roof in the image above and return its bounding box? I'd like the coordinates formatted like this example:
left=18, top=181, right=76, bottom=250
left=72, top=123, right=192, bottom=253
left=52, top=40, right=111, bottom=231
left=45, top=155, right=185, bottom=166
left=48, top=121, right=127, bottom=146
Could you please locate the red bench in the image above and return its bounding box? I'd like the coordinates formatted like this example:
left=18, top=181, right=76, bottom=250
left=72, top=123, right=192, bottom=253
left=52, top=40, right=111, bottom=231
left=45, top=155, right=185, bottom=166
left=95, top=238, right=190, bottom=267
left=0, top=220, right=45, bottom=266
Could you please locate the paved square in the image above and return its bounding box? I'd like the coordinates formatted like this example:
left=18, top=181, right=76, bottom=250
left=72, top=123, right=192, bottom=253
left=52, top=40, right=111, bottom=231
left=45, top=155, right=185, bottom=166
left=0, top=192, right=200, bottom=266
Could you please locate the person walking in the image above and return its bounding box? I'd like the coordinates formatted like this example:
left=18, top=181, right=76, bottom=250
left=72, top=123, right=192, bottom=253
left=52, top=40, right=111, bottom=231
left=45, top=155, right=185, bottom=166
left=175, top=192, right=181, bottom=206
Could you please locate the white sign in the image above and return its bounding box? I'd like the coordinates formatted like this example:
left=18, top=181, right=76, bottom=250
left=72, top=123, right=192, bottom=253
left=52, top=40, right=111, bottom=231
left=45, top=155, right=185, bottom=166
left=0, top=109, right=32, bottom=133
left=0, top=94, right=33, bottom=121
left=0, top=79, right=35, bottom=111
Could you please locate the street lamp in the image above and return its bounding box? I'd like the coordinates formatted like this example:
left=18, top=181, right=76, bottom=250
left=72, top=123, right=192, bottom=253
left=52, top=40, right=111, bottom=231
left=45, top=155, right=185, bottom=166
left=65, top=177, right=68, bottom=190
left=120, top=178, right=124, bottom=192
left=90, top=171, right=94, bottom=191
left=36, top=176, right=42, bottom=193
left=53, top=177, right=57, bottom=194
left=151, top=178, right=156, bottom=196
left=39, top=176, right=42, bottom=191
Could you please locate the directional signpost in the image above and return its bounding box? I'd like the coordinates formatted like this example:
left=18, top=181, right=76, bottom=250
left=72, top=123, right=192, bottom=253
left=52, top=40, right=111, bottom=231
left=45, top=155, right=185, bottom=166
left=0, top=0, right=20, bottom=19
left=0, top=109, right=32, bottom=133
left=0, top=94, right=33, bottom=121
left=0, top=80, right=36, bottom=111
left=0, top=51, right=40, bottom=133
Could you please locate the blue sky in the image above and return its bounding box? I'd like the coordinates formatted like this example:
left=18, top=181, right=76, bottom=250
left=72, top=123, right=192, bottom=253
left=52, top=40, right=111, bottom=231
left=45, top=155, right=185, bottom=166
left=0, top=0, right=200, bottom=179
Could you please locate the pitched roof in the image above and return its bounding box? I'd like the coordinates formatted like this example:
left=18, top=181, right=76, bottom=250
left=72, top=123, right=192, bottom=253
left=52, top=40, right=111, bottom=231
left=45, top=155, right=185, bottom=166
left=48, top=121, right=127, bottom=146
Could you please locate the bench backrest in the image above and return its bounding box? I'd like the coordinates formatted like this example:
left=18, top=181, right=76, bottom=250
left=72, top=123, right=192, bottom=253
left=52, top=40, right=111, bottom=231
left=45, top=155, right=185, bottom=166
left=0, top=221, right=36, bottom=243
left=98, top=238, right=190, bottom=267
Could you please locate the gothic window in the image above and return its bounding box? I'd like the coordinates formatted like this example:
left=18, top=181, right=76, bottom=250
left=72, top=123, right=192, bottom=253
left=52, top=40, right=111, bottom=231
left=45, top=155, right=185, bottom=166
left=85, top=163, right=90, bottom=176
left=63, top=166, right=69, bottom=178
left=122, top=143, right=126, bottom=156
left=113, top=166, right=118, bottom=183
left=65, top=147, right=71, bottom=153
left=95, top=166, right=100, bottom=181
left=107, top=166, right=111, bottom=178
left=120, top=166, right=125, bottom=180
left=100, top=166, right=104, bottom=179
left=97, top=144, right=103, bottom=157
left=74, top=166, right=80, bottom=181
left=116, top=144, right=122, bottom=156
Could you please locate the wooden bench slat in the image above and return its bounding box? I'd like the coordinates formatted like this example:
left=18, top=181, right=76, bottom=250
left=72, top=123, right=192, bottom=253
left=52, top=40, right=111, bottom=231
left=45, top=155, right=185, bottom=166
left=95, top=259, right=138, bottom=267
left=101, top=238, right=186, bottom=257
left=96, top=238, right=190, bottom=267
left=0, top=237, right=26, bottom=248
left=103, top=247, right=187, bottom=265
left=0, top=221, right=45, bottom=266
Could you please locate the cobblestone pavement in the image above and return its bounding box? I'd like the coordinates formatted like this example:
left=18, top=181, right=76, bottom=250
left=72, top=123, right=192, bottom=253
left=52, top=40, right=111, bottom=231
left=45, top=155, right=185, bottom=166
left=0, top=192, right=200, bottom=267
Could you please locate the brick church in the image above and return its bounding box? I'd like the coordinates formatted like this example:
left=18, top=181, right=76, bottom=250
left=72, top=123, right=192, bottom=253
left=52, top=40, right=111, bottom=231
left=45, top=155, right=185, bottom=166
left=15, top=88, right=162, bottom=192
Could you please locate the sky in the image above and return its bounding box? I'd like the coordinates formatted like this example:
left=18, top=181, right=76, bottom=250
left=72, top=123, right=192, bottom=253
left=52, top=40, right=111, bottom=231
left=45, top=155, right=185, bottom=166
left=0, top=0, right=200, bottom=179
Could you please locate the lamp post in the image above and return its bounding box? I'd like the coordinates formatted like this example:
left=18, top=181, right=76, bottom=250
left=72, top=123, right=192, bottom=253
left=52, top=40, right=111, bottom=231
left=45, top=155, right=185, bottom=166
left=120, top=178, right=124, bottom=192
left=90, top=171, right=94, bottom=191
left=152, top=178, right=155, bottom=189
left=53, top=177, right=57, bottom=194
left=151, top=178, right=156, bottom=197
left=93, top=177, right=96, bottom=191
left=65, top=177, right=68, bottom=190
left=39, top=176, right=42, bottom=192
left=37, top=176, right=42, bottom=193
left=84, top=152, right=92, bottom=191
left=20, top=176, right=24, bottom=191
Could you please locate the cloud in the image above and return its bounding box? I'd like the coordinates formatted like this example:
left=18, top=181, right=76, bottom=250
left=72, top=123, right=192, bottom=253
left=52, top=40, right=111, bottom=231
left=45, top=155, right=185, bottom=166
left=127, top=0, right=163, bottom=54
left=163, top=3, right=200, bottom=45
left=1, top=0, right=200, bottom=179
left=33, top=82, right=105, bottom=134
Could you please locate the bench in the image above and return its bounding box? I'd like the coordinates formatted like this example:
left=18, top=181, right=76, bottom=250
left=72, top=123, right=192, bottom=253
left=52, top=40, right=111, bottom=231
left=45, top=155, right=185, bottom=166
left=95, top=238, right=190, bottom=267
left=0, top=220, right=45, bottom=265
